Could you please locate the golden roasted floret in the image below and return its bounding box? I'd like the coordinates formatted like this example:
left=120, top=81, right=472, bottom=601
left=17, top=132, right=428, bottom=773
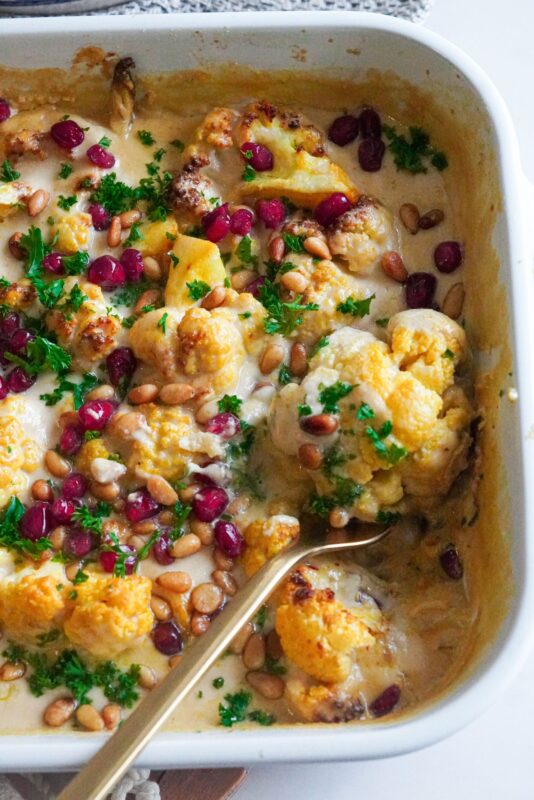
left=75, top=437, right=112, bottom=478
left=136, top=218, right=178, bottom=258
left=0, top=398, right=41, bottom=508
left=0, top=181, right=32, bottom=221
left=0, top=279, right=36, bottom=310
left=327, top=196, right=398, bottom=275
left=129, top=307, right=182, bottom=381
left=168, top=154, right=218, bottom=220
left=243, top=515, right=300, bottom=576
left=285, top=681, right=364, bottom=723
left=195, top=107, right=236, bottom=149
left=50, top=212, right=92, bottom=253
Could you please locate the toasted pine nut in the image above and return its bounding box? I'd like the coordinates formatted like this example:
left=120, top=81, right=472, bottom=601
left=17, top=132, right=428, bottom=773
left=230, top=622, right=254, bottom=655
left=134, top=289, right=160, bottom=316
left=132, top=519, right=158, bottom=536
left=169, top=655, right=182, bottom=668
left=102, top=703, right=121, bottom=730
left=45, top=450, right=71, bottom=479
left=399, top=203, right=420, bottom=234
left=90, top=481, right=120, bottom=502
left=381, top=251, right=408, bottom=282
left=213, top=548, right=234, bottom=571
left=27, top=189, right=50, bottom=217
left=242, top=632, right=266, bottom=670
left=31, top=479, right=53, bottom=502
left=8, top=232, right=24, bottom=260
left=300, top=413, right=338, bottom=436
left=290, top=342, right=307, bottom=376
left=260, top=343, right=284, bottom=375
left=442, top=282, right=465, bottom=320
left=191, top=582, right=223, bottom=614
left=170, top=533, right=201, bottom=559
left=226, top=495, right=250, bottom=516
left=65, top=561, right=83, bottom=582
left=143, top=256, right=162, bottom=281
left=119, top=209, right=141, bottom=228
left=194, top=399, right=219, bottom=424
left=128, top=534, right=147, bottom=552
left=59, top=411, right=80, bottom=428
left=266, top=629, right=283, bottom=661
left=158, top=510, right=174, bottom=525
left=329, top=508, right=350, bottom=528
left=49, top=525, right=67, bottom=551
left=147, top=475, right=178, bottom=506
left=178, top=483, right=201, bottom=503
left=191, top=613, right=210, bottom=637
left=231, top=269, right=256, bottom=291
left=150, top=595, right=172, bottom=621
left=76, top=704, right=104, bottom=732
left=0, top=661, right=26, bottom=681
left=107, top=215, right=122, bottom=247
left=269, top=236, right=285, bottom=264
left=201, top=286, right=227, bottom=310
left=418, top=208, right=445, bottom=230
left=156, top=570, right=192, bottom=593
left=43, top=697, right=76, bottom=728
left=110, top=411, right=146, bottom=440
left=280, top=270, right=309, bottom=294
left=212, top=569, right=238, bottom=596
left=128, top=383, right=158, bottom=404
left=138, top=665, right=157, bottom=690
left=246, top=670, right=285, bottom=700
left=298, top=442, right=323, bottom=470
left=304, top=236, right=331, bottom=260
left=189, top=519, right=214, bottom=545
left=159, top=382, right=196, bottom=405
left=86, top=384, right=115, bottom=402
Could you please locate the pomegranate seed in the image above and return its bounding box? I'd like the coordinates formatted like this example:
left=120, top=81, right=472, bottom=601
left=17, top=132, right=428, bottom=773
left=100, top=545, right=136, bottom=575
left=314, top=193, right=352, bottom=227
left=359, top=106, right=382, bottom=139
left=358, top=138, right=385, bottom=172
left=214, top=519, right=244, bottom=558
left=88, top=203, right=111, bottom=231
left=87, top=144, right=115, bottom=169
left=439, top=545, right=463, bottom=580
left=42, top=252, right=65, bottom=275
left=246, top=276, right=265, bottom=298
left=0, top=312, right=20, bottom=337
left=88, top=255, right=126, bottom=291
left=0, top=376, right=8, bottom=401
left=106, top=347, right=137, bottom=388
left=192, top=487, right=228, bottom=523
left=0, top=99, right=11, bottom=123
left=125, top=489, right=159, bottom=523
left=152, top=533, right=175, bottom=566
left=202, top=203, right=231, bottom=243
left=120, top=248, right=144, bottom=282
left=256, top=199, right=285, bottom=229
left=328, top=115, right=359, bottom=146
left=21, top=502, right=54, bottom=540
left=152, top=620, right=183, bottom=655
left=434, top=241, right=463, bottom=273
left=78, top=399, right=115, bottom=431
left=7, top=367, right=35, bottom=394
left=51, top=497, right=75, bottom=523
left=64, top=528, right=94, bottom=559
left=204, top=412, right=240, bottom=439
left=370, top=684, right=401, bottom=717
left=240, top=141, right=274, bottom=171
left=229, top=208, right=254, bottom=236
left=8, top=329, right=34, bottom=355
left=62, top=472, right=87, bottom=500
left=405, top=272, right=437, bottom=309
left=59, top=425, right=84, bottom=456
left=50, top=119, right=85, bottom=150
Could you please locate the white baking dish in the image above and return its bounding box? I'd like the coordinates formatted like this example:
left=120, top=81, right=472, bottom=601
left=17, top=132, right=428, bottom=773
left=0, top=10, right=533, bottom=771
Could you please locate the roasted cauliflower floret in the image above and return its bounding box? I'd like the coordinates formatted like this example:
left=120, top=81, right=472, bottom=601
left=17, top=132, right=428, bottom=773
left=0, top=398, right=41, bottom=507
left=0, top=181, right=32, bottom=221
left=0, top=280, right=36, bottom=310
left=0, top=553, right=67, bottom=641
left=136, top=218, right=178, bottom=258
left=2, top=130, right=47, bottom=161
left=243, top=515, right=300, bottom=576
left=129, top=307, right=182, bottom=381
left=236, top=101, right=358, bottom=205
left=168, top=154, right=218, bottom=220
left=75, top=437, right=112, bottom=478
left=63, top=574, right=153, bottom=657
left=327, top=196, right=398, bottom=275
left=195, top=107, right=236, bottom=149
left=51, top=212, right=92, bottom=253
left=285, top=682, right=364, bottom=723
left=164, top=234, right=227, bottom=310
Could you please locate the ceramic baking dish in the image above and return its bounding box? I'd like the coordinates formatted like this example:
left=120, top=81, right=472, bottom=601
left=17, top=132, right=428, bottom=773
left=0, top=10, right=533, bottom=771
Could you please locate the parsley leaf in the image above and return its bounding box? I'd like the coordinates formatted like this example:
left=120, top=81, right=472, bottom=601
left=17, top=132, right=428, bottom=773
left=365, top=424, right=407, bottom=465
left=319, top=381, right=354, bottom=414
left=157, top=311, right=168, bottom=334
left=376, top=509, right=402, bottom=525
left=212, top=677, right=225, bottom=689
left=71, top=502, right=110, bottom=534
left=248, top=709, right=276, bottom=726
left=282, top=233, right=306, bottom=253
left=187, top=280, right=211, bottom=301
left=357, top=402, right=375, bottom=420
left=337, top=294, right=375, bottom=318
left=40, top=373, right=100, bottom=409
left=235, top=235, right=257, bottom=266
left=278, top=364, right=292, bottom=385
left=61, top=251, right=90, bottom=275
left=310, top=335, right=329, bottom=358
left=217, top=394, right=242, bottom=415
left=123, top=222, right=144, bottom=247
left=298, top=403, right=312, bottom=417
left=375, top=317, right=389, bottom=328
left=259, top=279, right=318, bottom=336
left=218, top=690, right=252, bottom=727
left=6, top=336, right=71, bottom=376
left=89, top=172, right=136, bottom=216
left=0, top=160, right=20, bottom=182
left=98, top=136, right=111, bottom=148
left=383, top=124, right=448, bottom=174
left=138, top=130, right=155, bottom=146
left=57, top=195, right=77, bottom=212
left=242, top=164, right=256, bottom=182
left=442, top=348, right=455, bottom=360
left=170, top=139, right=185, bottom=152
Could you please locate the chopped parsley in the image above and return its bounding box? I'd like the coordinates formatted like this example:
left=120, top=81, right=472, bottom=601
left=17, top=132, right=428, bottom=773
left=382, top=124, right=448, bottom=174
left=253, top=605, right=268, bottom=629
left=375, top=317, right=389, bottom=328
left=298, top=403, right=312, bottom=417
left=310, top=335, right=329, bottom=358
left=242, top=164, right=256, bottom=182
left=264, top=655, right=287, bottom=676
left=0, top=496, right=52, bottom=559
left=235, top=235, right=257, bottom=266
left=123, top=222, right=144, bottom=247
left=212, top=677, right=225, bottom=689
left=282, top=233, right=306, bottom=254
left=442, top=348, right=455, bottom=360
left=153, top=147, right=166, bottom=163
left=71, top=502, right=110, bottom=535
left=72, top=568, right=89, bottom=585
left=60, top=284, right=88, bottom=313
left=337, top=294, right=375, bottom=318
left=170, top=139, right=185, bottom=152
left=366, top=423, right=407, bottom=465
left=278, top=364, right=293, bottom=385
left=319, top=381, right=354, bottom=414
left=98, top=136, right=112, bottom=148
left=40, top=372, right=100, bottom=409
left=259, top=279, right=318, bottom=336
left=138, top=130, right=155, bottom=146
left=61, top=251, right=90, bottom=275
left=112, top=280, right=158, bottom=308
left=187, top=280, right=211, bottom=300
left=219, top=690, right=252, bottom=727
left=357, top=403, right=375, bottom=420
left=6, top=335, right=71, bottom=377
left=89, top=172, right=137, bottom=216
left=57, top=195, right=77, bottom=212
left=157, top=311, right=169, bottom=334
left=0, top=160, right=20, bottom=182
left=218, top=394, right=242, bottom=415
left=58, top=163, right=73, bottom=180
left=376, top=509, right=402, bottom=525
left=308, top=476, right=363, bottom=516
left=248, top=709, right=276, bottom=726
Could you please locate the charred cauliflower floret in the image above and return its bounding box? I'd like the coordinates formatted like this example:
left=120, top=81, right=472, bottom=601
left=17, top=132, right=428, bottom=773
left=195, top=107, right=236, bottom=149
left=2, top=130, right=47, bottom=161
left=164, top=234, right=227, bottom=310
left=243, top=515, right=300, bottom=576
left=236, top=101, right=358, bottom=206
left=129, top=307, right=182, bottom=381
left=0, top=280, right=36, bottom=310
left=0, top=398, right=41, bottom=507
left=285, top=682, right=364, bottom=723
left=50, top=212, right=92, bottom=253
left=0, top=181, right=32, bottom=221
left=168, top=154, right=218, bottom=220
left=63, top=574, right=153, bottom=658
left=327, top=196, right=398, bottom=275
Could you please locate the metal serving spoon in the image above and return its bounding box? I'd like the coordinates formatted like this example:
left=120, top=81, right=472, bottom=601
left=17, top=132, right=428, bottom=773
left=58, top=519, right=392, bottom=800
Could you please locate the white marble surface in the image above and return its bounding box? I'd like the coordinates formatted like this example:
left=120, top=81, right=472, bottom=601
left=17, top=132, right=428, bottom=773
left=234, top=1, right=534, bottom=798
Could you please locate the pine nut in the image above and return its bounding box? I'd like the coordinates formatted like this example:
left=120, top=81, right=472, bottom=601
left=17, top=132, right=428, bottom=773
left=399, top=203, right=420, bottom=234
left=213, top=548, right=234, bottom=571
left=260, top=343, right=284, bottom=375
left=178, top=483, right=201, bottom=503
left=31, top=479, right=53, bottom=502
left=418, top=208, right=445, bottom=230
left=109, top=411, right=146, bottom=440
left=49, top=526, right=67, bottom=551
left=119, top=209, right=141, bottom=229
left=65, top=562, right=83, bottom=582
left=300, top=413, right=338, bottom=436
left=212, top=569, right=238, bottom=596
left=170, top=533, right=201, bottom=559
left=0, top=661, right=26, bottom=681
left=159, top=382, right=196, bottom=405
left=107, top=215, right=122, bottom=247
left=442, top=282, right=465, bottom=320
left=290, top=342, right=307, bottom=376
left=191, top=582, right=223, bottom=614
left=59, top=411, right=80, bottom=428
left=128, top=383, right=158, bottom=404
left=329, top=508, right=350, bottom=528
left=280, top=270, right=309, bottom=294
left=269, top=236, right=285, bottom=264
left=158, top=510, right=174, bottom=525
left=298, top=442, right=323, bottom=470
left=156, top=571, right=192, bottom=593
left=147, top=475, right=178, bottom=506
left=90, top=481, right=120, bottom=502
left=191, top=613, right=210, bottom=637
left=242, top=632, right=266, bottom=670
left=189, top=519, right=214, bottom=545
left=43, top=697, right=76, bottom=727
left=246, top=670, right=285, bottom=700
left=143, top=256, right=162, bottom=281
left=132, top=520, right=158, bottom=536
left=231, top=269, right=256, bottom=291
left=150, top=595, right=172, bottom=621
left=195, top=399, right=219, bottom=424
left=45, top=450, right=71, bottom=479
left=76, top=704, right=104, bottom=732
left=226, top=495, right=250, bottom=516
left=169, top=655, right=182, bottom=668
left=138, top=665, right=157, bottom=689
left=134, top=289, right=160, bottom=316
left=8, top=232, right=24, bottom=260
left=201, top=286, right=227, bottom=310
left=381, top=251, right=408, bottom=282
left=102, top=703, right=121, bottom=730
left=266, top=629, right=283, bottom=661
left=86, top=384, right=115, bottom=402
left=230, top=622, right=253, bottom=655
left=128, top=534, right=147, bottom=551
left=303, top=236, right=331, bottom=260
left=27, top=189, right=50, bottom=217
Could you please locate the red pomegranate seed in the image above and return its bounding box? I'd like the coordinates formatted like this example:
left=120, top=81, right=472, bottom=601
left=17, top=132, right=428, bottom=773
left=192, top=486, right=228, bottom=523
left=42, top=252, right=65, bottom=275
left=405, top=272, right=437, bottom=309
left=202, top=203, right=231, bottom=243
left=359, top=106, right=382, bottom=139
left=51, top=497, right=75, bottom=523
left=100, top=545, right=136, bottom=575
left=0, top=312, right=20, bottom=337
left=88, top=255, right=126, bottom=290
left=229, top=208, right=254, bottom=236
left=125, top=489, right=160, bottom=523
left=358, top=138, right=385, bottom=172
left=152, top=620, right=183, bottom=655
left=106, top=347, right=137, bottom=389
left=8, top=329, right=34, bottom=355
left=240, top=141, right=274, bottom=171
left=87, top=144, right=116, bottom=169
left=370, top=684, right=401, bottom=717
left=59, top=425, right=84, bottom=456
left=0, top=99, right=11, bottom=123
left=214, top=519, right=244, bottom=558
left=245, top=276, right=265, bottom=298
left=62, top=472, right=88, bottom=500
left=50, top=119, right=85, bottom=150
left=314, top=193, right=352, bottom=227
left=439, top=545, right=463, bottom=580
left=78, top=399, right=115, bottom=431
left=21, top=502, right=54, bottom=540
left=88, top=203, right=111, bottom=231
left=64, top=528, right=94, bottom=559
left=256, top=199, right=285, bottom=229
left=0, top=376, right=8, bottom=401
left=434, top=241, right=463, bottom=273
left=7, top=367, right=35, bottom=394
left=152, top=533, right=175, bottom=566
left=328, top=115, right=359, bottom=147
left=204, top=412, right=240, bottom=439
left=120, top=248, right=144, bottom=282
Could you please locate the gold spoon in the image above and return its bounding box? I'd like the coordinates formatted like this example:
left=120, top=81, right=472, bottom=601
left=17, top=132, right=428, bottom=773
left=58, top=520, right=392, bottom=800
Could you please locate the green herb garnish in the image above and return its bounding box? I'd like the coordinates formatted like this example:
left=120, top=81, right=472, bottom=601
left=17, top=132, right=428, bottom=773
left=187, top=280, right=211, bottom=300
left=0, top=160, right=20, bottom=182
left=337, top=294, right=375, bottom=318
left=319, top=381, right=354, bottom=414
left=58, top=163, right=73, bottom=180
left=259, top=279, right=318, bottom=336
left=138, top=130, right=155, bottom=146
left=382, top=124, right=448, bottom=174
left=218, top=394, right=242, bottom=415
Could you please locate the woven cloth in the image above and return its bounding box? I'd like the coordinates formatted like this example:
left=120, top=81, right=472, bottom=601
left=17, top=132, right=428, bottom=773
left=0, top=1, right=432, bottom=796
